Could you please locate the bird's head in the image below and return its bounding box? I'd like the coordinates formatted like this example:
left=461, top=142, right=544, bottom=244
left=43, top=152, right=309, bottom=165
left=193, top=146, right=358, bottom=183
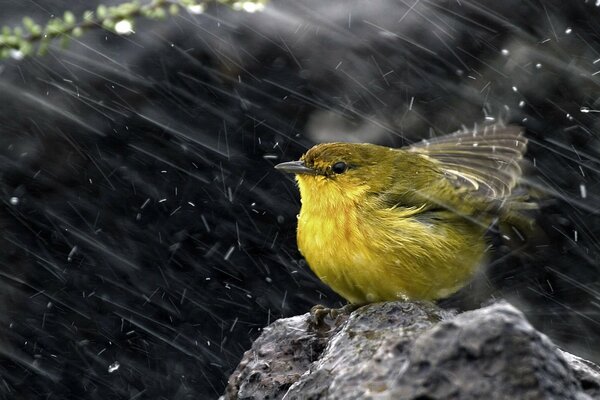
left=275, top=143, right=399, bottom=208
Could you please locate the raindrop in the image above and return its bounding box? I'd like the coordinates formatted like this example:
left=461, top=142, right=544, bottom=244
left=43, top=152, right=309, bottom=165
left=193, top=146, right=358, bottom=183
left=188, top=4, right=205, bottom=14
left=535, top=63, right=542, bottom=69
left=224, top=246, right=235, bottom=260
left=9, top=49, right=24, bottom=60
left=114, top=20, right=134, bottom=35
left=108, top=361, right=120, bottom=373
left=501, top=49, right=509, bottom=56
left=580, top=184, right=587, bottom=199
left=565, top=27, right=572, bottom=34
left=67, top=246, right=78, bottom=262
left=9, top=197, right=19, bottom=205
left=233, top=1, right=265, bottom=13
left=519, top=101, right=526, bottom=107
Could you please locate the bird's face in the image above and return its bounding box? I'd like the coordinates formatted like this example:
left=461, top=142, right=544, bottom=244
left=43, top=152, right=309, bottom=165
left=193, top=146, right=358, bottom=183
left=275, top=143, right=396, bottom=208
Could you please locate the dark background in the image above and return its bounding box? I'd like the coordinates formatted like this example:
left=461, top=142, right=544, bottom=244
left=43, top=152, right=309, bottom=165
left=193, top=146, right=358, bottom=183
left=1, top=0, right=600, bottom=398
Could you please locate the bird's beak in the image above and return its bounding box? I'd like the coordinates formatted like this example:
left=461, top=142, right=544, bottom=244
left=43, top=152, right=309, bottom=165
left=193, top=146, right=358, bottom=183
left=274, top=160, right=318, bottom=175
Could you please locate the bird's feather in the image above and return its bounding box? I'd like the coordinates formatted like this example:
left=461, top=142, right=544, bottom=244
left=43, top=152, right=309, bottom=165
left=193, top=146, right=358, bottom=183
left=407, top=125, right=527, bottom=200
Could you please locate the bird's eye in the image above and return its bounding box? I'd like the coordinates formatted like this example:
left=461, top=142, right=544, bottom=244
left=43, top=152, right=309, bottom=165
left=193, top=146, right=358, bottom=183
left=331, top=161, right=348, bottom=174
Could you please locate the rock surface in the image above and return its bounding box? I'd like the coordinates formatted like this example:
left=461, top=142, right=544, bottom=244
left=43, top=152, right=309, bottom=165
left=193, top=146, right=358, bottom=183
left=223, top=301, right=600, bottom=400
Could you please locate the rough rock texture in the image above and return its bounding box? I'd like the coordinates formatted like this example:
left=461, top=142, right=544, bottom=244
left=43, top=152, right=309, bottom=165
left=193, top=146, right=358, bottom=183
left=223, top=301, right=600, bottom=400
left=223, top=312, right=337, bottom=399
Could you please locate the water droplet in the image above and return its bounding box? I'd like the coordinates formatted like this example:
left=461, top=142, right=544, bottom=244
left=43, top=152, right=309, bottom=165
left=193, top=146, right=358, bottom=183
left=188, top=4, right=205, bottom=14
left=9, top=50, right=24, bottom=61
left=580, top=184, right=587, bottom=199
left=114, top=20, right=133, bottom=35
left=565, top=27, right=572, bottom=34
left=108, top=361, right=120, bottom=373
left=224, top=246, right=235, bottom=261
left=9, top=197, right=19, bottom=205
left=501, top=49, right=509, bottom=56
left=234, top=1, right=265, bottom=13
left=67, top=246, right=78, bottom=262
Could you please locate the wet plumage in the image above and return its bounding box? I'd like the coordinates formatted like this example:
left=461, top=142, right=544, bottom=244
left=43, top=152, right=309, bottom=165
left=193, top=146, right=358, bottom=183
left=276, top=125, right=534, bottom=304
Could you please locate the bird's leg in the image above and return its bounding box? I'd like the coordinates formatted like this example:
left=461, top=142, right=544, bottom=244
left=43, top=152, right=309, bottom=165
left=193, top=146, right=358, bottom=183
left=309, top=304, right=330, bottom=327
left=329, top=303, right=360, bottom=319
left=309, top=303, right=360, bottom=327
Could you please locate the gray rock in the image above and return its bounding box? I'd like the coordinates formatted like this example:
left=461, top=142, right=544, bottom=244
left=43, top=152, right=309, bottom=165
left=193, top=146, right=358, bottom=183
left=223, top=301, right=600, bottom=400
left=222, top=311, right=342, bottom=400
left=560, top=351, right=600, bottom=400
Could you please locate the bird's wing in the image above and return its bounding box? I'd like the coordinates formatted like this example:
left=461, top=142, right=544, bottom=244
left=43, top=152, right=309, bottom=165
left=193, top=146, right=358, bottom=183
left=406, top=125, right=527, bottom=200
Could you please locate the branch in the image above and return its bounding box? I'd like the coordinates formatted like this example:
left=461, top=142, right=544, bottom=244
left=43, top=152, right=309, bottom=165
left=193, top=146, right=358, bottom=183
left=0, top=0, right=267, bottom=60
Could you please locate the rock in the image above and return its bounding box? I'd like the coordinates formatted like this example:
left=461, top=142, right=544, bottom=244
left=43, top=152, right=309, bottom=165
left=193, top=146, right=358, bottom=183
left=222, top=311, right=341, bottom=400
left=223, top=301, right=600, bottom=400
left=560, top=351, right=600, bottom=400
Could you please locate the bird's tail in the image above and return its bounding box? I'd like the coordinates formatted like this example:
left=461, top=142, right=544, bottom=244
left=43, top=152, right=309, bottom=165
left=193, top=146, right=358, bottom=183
left=497, top=193, right=541, bottom=244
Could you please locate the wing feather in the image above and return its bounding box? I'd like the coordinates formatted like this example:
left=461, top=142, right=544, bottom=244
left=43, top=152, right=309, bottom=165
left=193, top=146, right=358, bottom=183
left=406, top=125, right=527, bottom=199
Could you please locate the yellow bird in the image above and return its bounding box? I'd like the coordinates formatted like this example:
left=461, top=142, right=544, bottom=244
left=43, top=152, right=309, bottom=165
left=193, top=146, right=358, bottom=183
left=275, top=125, right=534, bottom=305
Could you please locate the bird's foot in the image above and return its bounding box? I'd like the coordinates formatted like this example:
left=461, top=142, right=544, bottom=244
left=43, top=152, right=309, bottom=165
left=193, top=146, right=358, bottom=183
left=309, top=304, right=359, bottom=328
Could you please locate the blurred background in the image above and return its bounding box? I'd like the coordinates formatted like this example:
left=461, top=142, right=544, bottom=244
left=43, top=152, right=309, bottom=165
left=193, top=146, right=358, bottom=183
left=1, top=0, right=600, bottom=398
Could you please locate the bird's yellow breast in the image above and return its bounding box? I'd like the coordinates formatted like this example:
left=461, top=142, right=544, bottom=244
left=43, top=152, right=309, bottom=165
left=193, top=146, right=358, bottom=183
left=296, top=175, right=487, bottom=304
left=297, top=203, right=379, bottom=304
